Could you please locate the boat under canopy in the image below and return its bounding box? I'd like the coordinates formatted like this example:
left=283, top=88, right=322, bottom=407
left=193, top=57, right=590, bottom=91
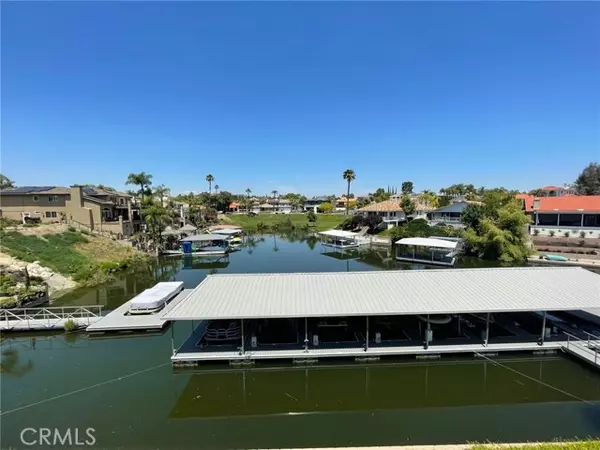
left=175, top=234, right=230, bottom=256
left=395, top=237, right=460, bottom=266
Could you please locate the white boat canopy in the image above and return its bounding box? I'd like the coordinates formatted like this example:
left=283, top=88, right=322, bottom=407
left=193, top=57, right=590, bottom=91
left=180, top=224, right=198, bottom=232
left=319, top=230, right=358, bottom=238
left=395, top=237, right=458, bottom=249
left=129, top=281, right=184, bottom=312
left=179, top=234, right=228, bottom=242
left=210, top=229, right=243, bottom=236
left=161, top=267, right=600, bottom=321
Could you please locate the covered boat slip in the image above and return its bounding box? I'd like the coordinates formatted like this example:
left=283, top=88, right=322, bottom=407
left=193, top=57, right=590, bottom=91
left=395, top=237, right=460, bottom=266
left=162, top=267, right=600, bottom=364
left=318, top=229, right=368, bottom=249
left=176, top=234, right=229, bottom=256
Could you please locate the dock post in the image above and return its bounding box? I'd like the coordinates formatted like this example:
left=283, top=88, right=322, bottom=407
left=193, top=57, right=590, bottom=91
left=540, top=311, right=547, bottom=345
left=171, top=323, right=175, bottom=355
left=365, top=316, right=369, bottom=352
left=240, top=319, right=245, bottom=355
left=304, top=317, right=308, bottom=352
left=484, top=313, right=490, bottom=347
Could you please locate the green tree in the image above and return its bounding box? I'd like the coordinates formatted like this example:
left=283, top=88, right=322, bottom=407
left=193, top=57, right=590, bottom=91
left=575, top=162, right=600, bottom=195
left=307, top=210, right=317, bottom=224
left=463, top=200, right=531, bottom=262
left=370, top=188, right=390, bottom=203
left=214, top=184, right=220, bottom=194
left=0, top=174, right=15, bottom=190
left=400, top=195, right=416, bottom=216
left=401, top=181, right=414, bottom=195
left=206, top=174, right=214, bottom=194
left=319, top=202, right=335, bottom=213
left=460, top=203, right=486, bottom=230
left=356, top=197, right=371, bottom=209
left=418, top=190, right=440, bottom=209
left=245, top=188, right=252, bottom=211
left=271, top=189, right=278, bottom=198
left=144, top=201, right=169, bottom=252
left=343, top=169, right=356, bottom=215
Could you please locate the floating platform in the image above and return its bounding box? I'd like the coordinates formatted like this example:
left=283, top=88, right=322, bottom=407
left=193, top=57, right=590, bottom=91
left=87, top=289, right=193, bottom=333
left=171, top=340, right=565, bottom=365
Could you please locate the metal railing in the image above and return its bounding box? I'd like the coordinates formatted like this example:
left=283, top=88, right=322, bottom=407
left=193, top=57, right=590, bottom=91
left=0, top=306, right=103, bottom=330
left=564, top=331, right=599, bottom=365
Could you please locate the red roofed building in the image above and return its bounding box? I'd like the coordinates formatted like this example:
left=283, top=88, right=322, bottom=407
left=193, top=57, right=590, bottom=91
left=536, top=184, right=577, bottom=197
left=517, top=194, right=600, bottom=237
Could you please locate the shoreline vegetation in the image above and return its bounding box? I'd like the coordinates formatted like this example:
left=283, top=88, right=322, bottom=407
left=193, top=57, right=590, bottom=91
left=222, top=212, right=345, bottom=232
left=0, top=221, right=150, bottom=306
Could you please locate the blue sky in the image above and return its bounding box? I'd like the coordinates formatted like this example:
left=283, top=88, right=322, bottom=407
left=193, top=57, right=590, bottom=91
left=2, top=2, right=599, bottom=197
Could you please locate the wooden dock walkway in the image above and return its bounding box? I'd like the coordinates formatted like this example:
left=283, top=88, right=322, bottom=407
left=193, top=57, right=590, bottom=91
left=86, top=289, right=192, bottom=333
left=562, top=331, right=600, bottom=369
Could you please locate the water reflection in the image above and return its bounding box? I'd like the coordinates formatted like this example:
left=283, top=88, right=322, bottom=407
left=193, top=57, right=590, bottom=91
left=170, top=357, right=600, bottom=420
left=0, top=348, right=34, bottom=378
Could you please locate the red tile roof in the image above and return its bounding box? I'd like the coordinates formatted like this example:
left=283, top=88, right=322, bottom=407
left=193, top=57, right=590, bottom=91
left=516, top=194, right=600, bottom=213
left=540, top=185, right=564, bottom=191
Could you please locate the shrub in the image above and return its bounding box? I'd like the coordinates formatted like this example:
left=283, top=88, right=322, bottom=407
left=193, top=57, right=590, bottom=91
left=579, top=239, right=585, bottom=247
left=64, top=319, right=78, bottom=332
left=533, top=229, right=540, bottom=236
left=580, top=231, right=586, bottom=239
left=256, top=221, right=267, bottom=232
left=549, top=230, right=555, bottom=237
left=306, top=210, right=317, bottom=223
left=67, top=226, right=77, bottom=232
left=564, top=231, right=570, bottom=238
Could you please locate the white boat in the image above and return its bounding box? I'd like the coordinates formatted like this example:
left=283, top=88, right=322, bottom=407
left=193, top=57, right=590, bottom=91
left=395, top=237, right=462, bottom=266
left=209, top=228, right=243, bottom=237
left=318, top=230, right=369, bottom=249
left=129, top=281, right=184, bottom=314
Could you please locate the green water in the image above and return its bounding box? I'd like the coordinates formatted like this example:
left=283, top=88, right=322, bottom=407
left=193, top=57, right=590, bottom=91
left=1, top=234, right=599, bottom=449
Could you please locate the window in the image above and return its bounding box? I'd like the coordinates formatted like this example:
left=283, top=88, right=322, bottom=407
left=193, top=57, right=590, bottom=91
left=45, top=211, right=57, bottom=218
left=32, top=195, right=39, bottom=202
left=48, top=195, right=59, bottom=202
left=119, top=198, right=125, bottom=205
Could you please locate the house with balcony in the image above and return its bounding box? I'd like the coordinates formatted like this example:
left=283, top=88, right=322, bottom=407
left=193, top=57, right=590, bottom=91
left=0, top=185, right=140, bottom=237
left=304, top=196, right=328, bottom=213
left=357, top=199, right=405, bottom=229
left=536, top=185, right=577, bottom=197
left=429, top=202, right=470, bottom=228
left=517, top=194, right=600, bottom=238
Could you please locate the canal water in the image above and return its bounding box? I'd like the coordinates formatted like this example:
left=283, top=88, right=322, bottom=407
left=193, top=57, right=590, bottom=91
left=2, top=234, right=599, bottom=449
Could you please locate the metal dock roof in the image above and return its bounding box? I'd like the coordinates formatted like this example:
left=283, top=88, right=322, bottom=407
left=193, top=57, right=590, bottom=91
left=161, top=267, right=600, bottom=321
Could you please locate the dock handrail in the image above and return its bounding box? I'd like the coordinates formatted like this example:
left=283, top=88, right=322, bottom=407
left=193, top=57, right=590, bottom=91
left=0, top=305, right=103, bottom=330
left=564, top=331, right=599, bottom=365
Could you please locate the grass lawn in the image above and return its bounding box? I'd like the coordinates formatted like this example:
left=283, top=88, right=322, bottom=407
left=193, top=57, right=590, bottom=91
left=470, top=442, right=600, bottom=450
left=223, top=213, right=346, bottom=232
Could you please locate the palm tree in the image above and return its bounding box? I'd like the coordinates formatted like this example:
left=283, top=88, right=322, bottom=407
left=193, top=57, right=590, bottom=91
left=214, top=184, right=220, bottom=194
left=342, top=169, right=356, bottom=215
left=271, top=190, right=278, bottom=199
left=126, top=172, right=153, bottom=222
left=206, top=174, right=214, bottom=194
left=245, top=188, right=252, bottom=212
left=153, top=184, right=170, bottom=207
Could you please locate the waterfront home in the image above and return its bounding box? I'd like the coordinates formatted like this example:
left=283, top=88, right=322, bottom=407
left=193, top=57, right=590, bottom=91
left=335, top=196, right=353, bottom=212
left=517, top=194, right=600, bottom=238
left=0, top=185, right=140, bottom=236
left=429, top=202, right=470, bottom=227
left=304, top=196, right=328, bottom=213
left=536, top=184, right=577, bottom=197
left=358, top=199, right=405, bottom=229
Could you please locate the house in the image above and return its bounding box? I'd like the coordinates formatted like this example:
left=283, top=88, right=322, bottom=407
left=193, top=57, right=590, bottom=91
left=335, top=196, right=353, bottom=212
left=517, top=194, right=600, bottom=238
left=0, top=185, right=140, bottom=237
left=536, top=185, right=577, bottom=197
left=228, top=202, right=241, bottom=213
left=357, top=199, right=405, bottom=229
left=266, top=198, right=293, bottom=214
left=304, top=196, right=328, bottom=213
left=429, top=202, right=470, bottom=227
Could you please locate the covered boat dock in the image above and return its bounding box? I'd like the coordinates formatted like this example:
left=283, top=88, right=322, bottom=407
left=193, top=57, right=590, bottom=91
left=161, top=267, right=600, bottom=365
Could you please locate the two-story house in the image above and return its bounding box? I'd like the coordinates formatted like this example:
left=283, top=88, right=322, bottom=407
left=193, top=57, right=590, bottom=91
left=0, top=185, right=140, bottom=237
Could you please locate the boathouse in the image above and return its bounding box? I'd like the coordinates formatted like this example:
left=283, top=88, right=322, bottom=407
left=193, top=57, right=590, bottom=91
left=161, top=267, right=600, bottom=365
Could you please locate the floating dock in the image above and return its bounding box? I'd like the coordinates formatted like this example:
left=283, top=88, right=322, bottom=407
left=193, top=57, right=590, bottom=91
left=87, top=289, right=193, bottom=333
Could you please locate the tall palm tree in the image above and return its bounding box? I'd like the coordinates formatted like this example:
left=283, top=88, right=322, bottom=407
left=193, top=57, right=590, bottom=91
left=271, top=190, right=278, bottom=198
left=126, top=172, right=153, bottom=222
left=206, top=174, right=214, bottom=194
left=214, top=184, right=220, bottom=194
left=245, top=188, right=252, bottom=212
left=342, top=169, right=356, bottom=215
left=153, top=184, right=170, bottom=207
